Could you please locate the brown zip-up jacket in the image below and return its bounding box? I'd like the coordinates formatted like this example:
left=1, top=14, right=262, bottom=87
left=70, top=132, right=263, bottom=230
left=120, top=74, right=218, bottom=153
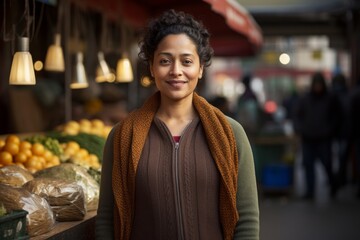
left=131, top=116, right=223, bottom=239
left=96, top=93, right=259, bottom=239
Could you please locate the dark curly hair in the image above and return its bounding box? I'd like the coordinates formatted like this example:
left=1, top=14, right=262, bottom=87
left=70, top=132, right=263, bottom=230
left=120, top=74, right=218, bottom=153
left=138, top=9, right=214, bottom=68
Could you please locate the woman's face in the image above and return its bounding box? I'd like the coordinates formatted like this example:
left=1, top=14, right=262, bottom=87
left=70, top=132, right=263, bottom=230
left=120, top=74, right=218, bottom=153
left=150, top=34, right=203, bottom=102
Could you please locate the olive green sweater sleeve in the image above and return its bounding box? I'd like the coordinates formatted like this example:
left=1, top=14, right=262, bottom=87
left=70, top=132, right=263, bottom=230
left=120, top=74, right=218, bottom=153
left=227, top=117, right=260, bottom=240
left=95, top=124, right=117, bottom=240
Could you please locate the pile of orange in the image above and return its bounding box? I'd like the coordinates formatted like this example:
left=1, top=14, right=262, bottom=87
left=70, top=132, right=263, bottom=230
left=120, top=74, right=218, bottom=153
left=58, top=119, right=112, bottom=138
left=61, top=141, right=101, bottom=169
left=0, top=134, right=60, bottom=173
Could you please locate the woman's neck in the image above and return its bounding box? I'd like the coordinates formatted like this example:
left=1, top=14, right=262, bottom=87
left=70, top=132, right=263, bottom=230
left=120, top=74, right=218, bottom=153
left=156, top=94, right=197, bottom=136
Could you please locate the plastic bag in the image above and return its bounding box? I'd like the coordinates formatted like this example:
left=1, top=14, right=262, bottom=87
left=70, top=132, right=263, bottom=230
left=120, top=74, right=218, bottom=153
left=0, top=165, right=34, bottom=187
left=23, top=177, right=86, bottom=221
left=34, top=163, right=99, bottom=211
left=0, top=183, right=55, bottom=237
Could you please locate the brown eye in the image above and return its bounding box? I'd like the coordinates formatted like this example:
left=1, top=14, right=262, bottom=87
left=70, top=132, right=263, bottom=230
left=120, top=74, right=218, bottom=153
left=160, top=59, right=171, bottom=65
left=183, top=59, right=193, bottom=65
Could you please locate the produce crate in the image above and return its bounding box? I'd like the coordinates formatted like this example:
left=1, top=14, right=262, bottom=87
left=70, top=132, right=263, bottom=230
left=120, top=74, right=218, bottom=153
left=0, top=210, right=29, bottom=240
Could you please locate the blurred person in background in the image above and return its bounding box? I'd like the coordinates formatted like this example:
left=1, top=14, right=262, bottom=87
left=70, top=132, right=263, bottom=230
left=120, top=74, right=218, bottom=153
left=350, top=79, right=360, bottom=198
left=96, top=9, right=259, bottom=240
left=330, top=73, right=352, bottom=188
left=282, top=88, right=299, bottom=123
left=209, top=95, right=236, bottom=118
left=236, top=73, right=262, bottom=138
left=294, top=72, right=341, bottom=200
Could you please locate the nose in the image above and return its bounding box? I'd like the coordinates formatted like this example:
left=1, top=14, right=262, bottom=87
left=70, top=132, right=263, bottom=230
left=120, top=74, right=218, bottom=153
left=170, top=61, right=182, bottom=76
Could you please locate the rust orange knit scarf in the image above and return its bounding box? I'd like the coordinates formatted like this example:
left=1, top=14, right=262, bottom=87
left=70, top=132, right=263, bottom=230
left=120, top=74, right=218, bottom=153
left=112, top=91, right=239, bottom=240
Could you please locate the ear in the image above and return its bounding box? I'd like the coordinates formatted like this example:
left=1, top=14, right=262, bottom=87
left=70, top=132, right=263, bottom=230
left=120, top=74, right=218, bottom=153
left=149, top=63, right=154, bottom=77
left=199, top=65, right=204, bottom=79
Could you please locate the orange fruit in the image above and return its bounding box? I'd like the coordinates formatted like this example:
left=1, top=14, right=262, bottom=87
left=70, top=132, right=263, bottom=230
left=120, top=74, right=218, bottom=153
left=72, top=152, right=84, bottom=161
left=92, top=119, right=104, bottom=128
left=43, top=150, right=53, bottom=162
left=0, top=139, right=5, bottom=149
left=3, top=142, right=19, bottom=155
left=79, top=119, right=91, bottom=132
left=14, top=152, right=28, bottom=163
left=78, top=148, right=89, bottom=158
left=66, top=141, right=80, bottom=152
left=37, top=156, right=46, bottom=169
left=0, top=151, right=13, bottom=165
left=25, top=156, right=38, bottom=169
left=92, top=161, right=101, bottom=169
left=5, top=135, right=20, bottom=145
left=89, top=154, right=99, bottom=163
left=51, top=155, right=60, bottom=165
left=31, top=143, right=45, bottom=156
left=63, top=148, right=76, bottom=158
left=67, top=120, right=80, bottom=130
left=19, top=141, right=32, bottom=151
left=21, top=149, right=32, bottom=158
left=79, top=118, right=91, bottom=127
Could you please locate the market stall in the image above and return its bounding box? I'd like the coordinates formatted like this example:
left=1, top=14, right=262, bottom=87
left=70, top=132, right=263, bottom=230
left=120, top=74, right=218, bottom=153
left=0, top=0, right=263, bottom=238
left=30, top=211, right=96, bottom=240
left=0, top=119, right=109, bottom=239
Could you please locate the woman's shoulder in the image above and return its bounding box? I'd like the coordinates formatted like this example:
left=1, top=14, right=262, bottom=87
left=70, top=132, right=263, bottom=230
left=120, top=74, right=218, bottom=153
left=225, top=116, right=253, bottom=158
left=225, top=116, right=249, bottom=140
left=225, top=116, right=244, bottom=132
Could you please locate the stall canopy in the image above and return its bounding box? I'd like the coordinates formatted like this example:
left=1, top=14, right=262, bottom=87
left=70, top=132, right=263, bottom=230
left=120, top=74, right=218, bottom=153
left=203, top=0, right=262, bottom=49
left=74, top=0, right=263, bottom=57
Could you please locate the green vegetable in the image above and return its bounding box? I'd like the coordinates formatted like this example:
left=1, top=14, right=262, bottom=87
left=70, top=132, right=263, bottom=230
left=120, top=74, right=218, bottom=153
left=46, top=131, right=106, bottom=162
left=26, top=135, right=63, bottom=157
left=87, top=167, right=101, bottom=185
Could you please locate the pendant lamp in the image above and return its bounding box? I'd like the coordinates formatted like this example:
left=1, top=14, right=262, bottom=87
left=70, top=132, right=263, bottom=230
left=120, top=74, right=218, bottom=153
left=45, top=33, right=65, bottom=71
left=44, top=0, right=65, bottom=72
left=116, top=23, right=133, bottom=83
left=9, top=37, right=36, bottom=85
left=116, top=54, right=133, bottom=83
left=70, top=52, right=88, bottom=89
left=96, top=51, right=113, bottom=82
left=96, top=16, right=113, bottom=83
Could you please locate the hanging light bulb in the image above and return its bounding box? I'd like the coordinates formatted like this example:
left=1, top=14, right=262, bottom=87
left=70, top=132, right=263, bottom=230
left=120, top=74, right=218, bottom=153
left=44, top=33, right=65, bottom=72
left=96, top=51, right=113, bottom=82
left=9, top=37, right=36, bottom=85
left=70, top=52, right=88, bottom=89
left=116, top=54, right=133, bottom=83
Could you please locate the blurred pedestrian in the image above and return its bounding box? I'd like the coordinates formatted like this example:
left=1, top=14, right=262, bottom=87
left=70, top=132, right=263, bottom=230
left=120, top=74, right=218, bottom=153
left=209, top=95, right=235, bottom=118
left=331, top=73, right=352, bottom=188
left=96, top=9, right=259, bottom=240
left=294, top=72, right=341, bottom=199
left=282, top=88, right=299, bottom=122
left=236, top=74, right=262, bottom=137
left=350, top=80, right=360, bottom=198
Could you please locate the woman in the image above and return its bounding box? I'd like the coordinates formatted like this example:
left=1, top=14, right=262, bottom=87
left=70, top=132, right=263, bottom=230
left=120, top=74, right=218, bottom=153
left=96, top=9, right=259, bottom=240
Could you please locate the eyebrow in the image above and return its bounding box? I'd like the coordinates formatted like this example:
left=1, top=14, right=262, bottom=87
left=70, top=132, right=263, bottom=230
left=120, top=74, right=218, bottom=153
left=157, top=52, right=195, bottom=58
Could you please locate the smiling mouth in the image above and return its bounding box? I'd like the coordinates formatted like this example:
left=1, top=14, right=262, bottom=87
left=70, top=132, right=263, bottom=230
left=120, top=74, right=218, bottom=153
left=166, top=80, right=188, bottom=87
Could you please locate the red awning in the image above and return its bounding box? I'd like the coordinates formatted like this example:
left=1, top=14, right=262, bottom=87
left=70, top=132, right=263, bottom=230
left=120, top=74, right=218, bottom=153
left=203, top=0, right=263, bottom=47
left=71, top=0, right=263, bottom=56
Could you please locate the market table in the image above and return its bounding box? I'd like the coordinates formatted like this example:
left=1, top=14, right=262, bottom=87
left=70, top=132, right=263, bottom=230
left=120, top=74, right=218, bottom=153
left=30, top=211, right=96, bottom=240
